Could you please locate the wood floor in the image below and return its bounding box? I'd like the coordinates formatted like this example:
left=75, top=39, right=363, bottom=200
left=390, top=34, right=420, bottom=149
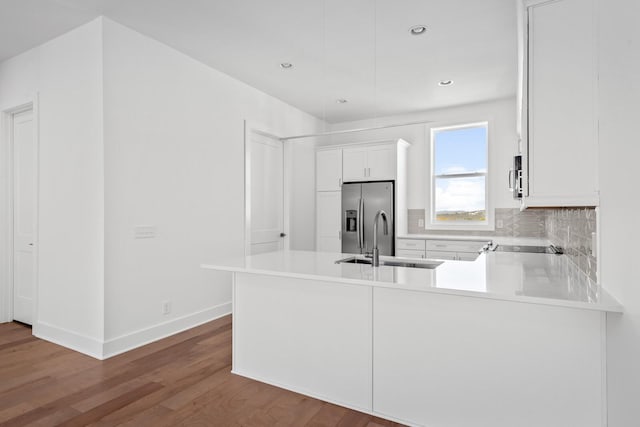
left=0, top=316, right=404, bottom=426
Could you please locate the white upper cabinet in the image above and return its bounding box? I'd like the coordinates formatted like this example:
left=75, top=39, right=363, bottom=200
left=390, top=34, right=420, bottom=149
left=343, top=144, right=396, bottom=182
left=316, top=148, right=343, bottom=191
left=342, top=147, right=369, bottom=182
left=520, top=0, right=599, bottom=207
left=366, top=145, right=396, bottom=181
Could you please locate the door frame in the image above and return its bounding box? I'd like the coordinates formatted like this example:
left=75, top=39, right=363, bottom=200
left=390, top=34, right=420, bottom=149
left=0, top=94, right=39, bottom=324
left=243, top=120, right=290, bottom=256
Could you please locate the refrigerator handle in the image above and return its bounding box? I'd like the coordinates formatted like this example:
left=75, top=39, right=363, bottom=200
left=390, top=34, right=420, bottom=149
left=358, top=198, right=364, bottom=249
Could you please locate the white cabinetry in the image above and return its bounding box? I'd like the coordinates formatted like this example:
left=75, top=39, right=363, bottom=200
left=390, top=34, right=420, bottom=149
left=342, top=148, right=368, bottom=182
left=396, top=238, right=426, bottom=259
left=230, top=270, right=606, bottom=427
left=342, top=144, right=396, bottom=182
left=315, top=148, right=343, bottom=251
left=519, top=0, right=598, bottom=207
left=316, top=140, right=409, bottom=253
left=234, top=273, right=372, bottom=412
left=316, top=148, right=342, bottom=191
left=426, top=239, right=485, bottom=261
left=373, top=287, right=603, bottom=427
left=316, top=191, right=342, bottom=253
left=397, top=238, right=487, bottom=261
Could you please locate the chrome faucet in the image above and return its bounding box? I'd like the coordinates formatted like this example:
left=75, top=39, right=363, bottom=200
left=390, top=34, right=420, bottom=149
left=372, top=210, right=389, bottom=267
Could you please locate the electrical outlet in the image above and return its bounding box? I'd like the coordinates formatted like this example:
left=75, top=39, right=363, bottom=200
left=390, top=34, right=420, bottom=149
left=134, top=225, right=158, bottom=239
left=418, top=219, right=425, bottom=228
left=496, top=219, right=504, bottom=229
left=162, top=301, right=171, bottom=315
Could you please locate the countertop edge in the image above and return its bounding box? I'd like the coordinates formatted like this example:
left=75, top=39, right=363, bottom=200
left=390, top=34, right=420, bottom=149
left=396, top=234, right=493, bottom=242
left=201, top=263, right=623, bottom=314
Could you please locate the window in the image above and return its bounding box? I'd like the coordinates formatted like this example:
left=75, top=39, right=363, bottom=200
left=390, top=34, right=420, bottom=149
left=429, top=122, right=489, bottom=229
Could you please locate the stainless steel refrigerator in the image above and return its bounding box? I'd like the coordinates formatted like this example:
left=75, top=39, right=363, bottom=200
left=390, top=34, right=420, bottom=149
left=341, top=181, right=394, bottom=255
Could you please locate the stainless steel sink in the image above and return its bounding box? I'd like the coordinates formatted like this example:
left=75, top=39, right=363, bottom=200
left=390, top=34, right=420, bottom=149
left=336, top=256, right=442, bottom=269
left=381, top=260, right=442, bottom=269
left=338, top=257, right=373, bottom=265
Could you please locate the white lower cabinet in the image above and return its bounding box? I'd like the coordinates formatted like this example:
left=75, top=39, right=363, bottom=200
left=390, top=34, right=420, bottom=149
left=234, top=274, right=372, bottom=411
left=396, top=239, right=426, bottom=258
left=232, top=272, right=605, bottom=427
left=372, top=287, right=603, bottom=427
left=397, top=238, right=487, bottom=261
left=425, top=239, right=486, bottom=253
left=425, top=250, right=480, bottom=261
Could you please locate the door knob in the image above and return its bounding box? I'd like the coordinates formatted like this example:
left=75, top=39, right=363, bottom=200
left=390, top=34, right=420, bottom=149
left=280, top=233, right=286, bottom=237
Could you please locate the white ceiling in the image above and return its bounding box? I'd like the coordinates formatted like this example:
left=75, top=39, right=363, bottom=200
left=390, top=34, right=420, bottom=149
left=0, top=0, right=517, bottom=123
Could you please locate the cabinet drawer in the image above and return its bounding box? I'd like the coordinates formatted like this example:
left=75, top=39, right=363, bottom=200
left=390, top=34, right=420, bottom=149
left=396, top=249, right=426, bottom=259
left=426, top=240, right=485, bottom=253
left=425, top=251, right=459, bottom=261
left=397, top=239, right=426, bottom=251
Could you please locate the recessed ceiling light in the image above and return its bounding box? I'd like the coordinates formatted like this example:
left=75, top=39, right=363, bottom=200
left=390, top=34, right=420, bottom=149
left=438, top=80, right=454, bottom=87
left=409, top=25, right=427, bottom=36
left=336, top=99, right=348, bottom=104
left=280, top=62, right=293, bottom=69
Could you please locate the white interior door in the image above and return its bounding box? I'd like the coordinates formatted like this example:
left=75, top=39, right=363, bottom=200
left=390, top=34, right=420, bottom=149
left=248, top=129, right=284, bottom=255
left=12, top=109, right=36, bottom=325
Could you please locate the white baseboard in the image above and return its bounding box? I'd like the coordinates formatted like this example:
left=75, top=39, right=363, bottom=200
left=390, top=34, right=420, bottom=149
left=33, top=302, right=232, bottom=360
left=34, top=321, right=105, bottom=359
left=102, top=302, right=231, bottom=359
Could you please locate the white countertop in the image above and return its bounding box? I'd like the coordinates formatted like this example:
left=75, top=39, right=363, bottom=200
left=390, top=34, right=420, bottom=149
left=202, top=250, right=622, bottom=313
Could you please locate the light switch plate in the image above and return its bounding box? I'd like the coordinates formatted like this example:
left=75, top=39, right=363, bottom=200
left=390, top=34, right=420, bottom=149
left=418, top=219, right=425, bottom=227
left=134, top=225, right=158, bottom=239
left=496, top=219, right=504, bottom=229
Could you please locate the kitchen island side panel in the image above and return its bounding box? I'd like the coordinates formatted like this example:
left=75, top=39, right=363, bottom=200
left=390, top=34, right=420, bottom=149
left=373, top=287, right=603, bottom=427
left=232, top=273, right=373, bottom=413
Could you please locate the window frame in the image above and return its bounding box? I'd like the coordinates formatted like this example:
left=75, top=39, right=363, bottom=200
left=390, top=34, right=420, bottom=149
left=427, top=121, right=493, bottom=231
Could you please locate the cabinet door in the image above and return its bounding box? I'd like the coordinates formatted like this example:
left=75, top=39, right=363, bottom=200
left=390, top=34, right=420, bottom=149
left=316, top=149, right=342, bottom=191
left=316, top=191, right=342, bottom=252
left=342, top=148, right=367, bottom=182
left=526, top=0, right=598, bottom=206
left=373, top=287, right=603, bottom=427
left=366, top=145, right=395, bottom=180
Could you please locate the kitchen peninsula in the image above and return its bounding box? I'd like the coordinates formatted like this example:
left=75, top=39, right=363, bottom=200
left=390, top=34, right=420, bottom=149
left=202, top=250, right=621, bottom=427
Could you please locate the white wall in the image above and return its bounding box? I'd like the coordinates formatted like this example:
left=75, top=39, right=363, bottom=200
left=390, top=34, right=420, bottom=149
left=101, top=19, right=322, bottom=353
left=325, top=98, right=519, bottom=211
left=598, top=0, right=640, bottom=425
left=0, top=17, right=321, bottom=357
left=0, top=19, right=105, bottom=352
